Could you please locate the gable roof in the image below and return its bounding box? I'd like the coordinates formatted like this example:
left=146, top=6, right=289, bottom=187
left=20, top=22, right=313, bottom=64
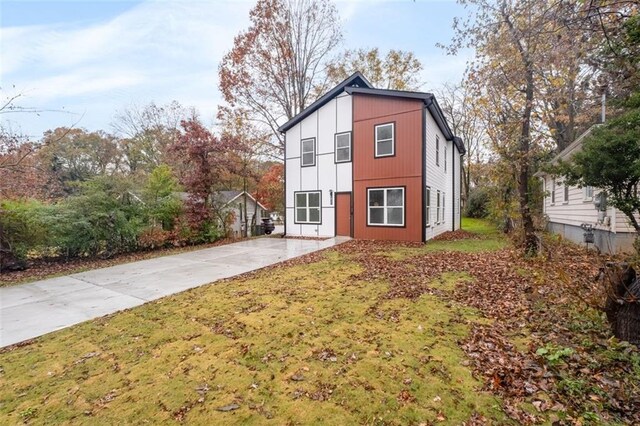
left=534, top=125, right=600, bottom=177
left=176, top=190, right=269, bottom=211
left=277, top=72, right=372, bottom=133
left=344, top=86, right=466, bottom=155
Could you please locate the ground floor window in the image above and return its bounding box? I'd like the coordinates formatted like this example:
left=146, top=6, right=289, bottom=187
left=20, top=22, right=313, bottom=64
left=368, top=187, right=405, bottom=226
left=436, top=190, right=441, bottom=224
left=442, top=192, right=446, bottom=224
left=295, top=191, right=321, bottom=224
left=425, top=186, right=431, bottom=227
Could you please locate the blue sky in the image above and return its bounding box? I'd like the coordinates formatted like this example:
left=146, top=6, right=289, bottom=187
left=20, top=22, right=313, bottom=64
left=1, top=0, right=471, bottom=139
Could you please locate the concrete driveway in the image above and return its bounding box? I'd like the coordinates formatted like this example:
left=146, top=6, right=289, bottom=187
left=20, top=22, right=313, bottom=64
left=0, top=237, right=347, bottom=347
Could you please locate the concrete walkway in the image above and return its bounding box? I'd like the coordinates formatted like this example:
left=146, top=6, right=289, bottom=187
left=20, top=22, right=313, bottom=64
left=0, top=237, right=347, bottom=347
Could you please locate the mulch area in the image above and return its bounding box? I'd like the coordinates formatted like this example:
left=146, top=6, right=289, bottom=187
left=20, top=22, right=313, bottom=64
left=0, top=238, right=248, bottom=286
left=330, top=232, right=639, bottom=425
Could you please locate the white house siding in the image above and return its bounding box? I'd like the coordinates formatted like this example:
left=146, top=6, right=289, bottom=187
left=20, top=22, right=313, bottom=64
left=285, top=92, right=352, bottom=237
left=543, top=179, right=603, bottom=228
left=424, top=111, right=450, bottom=240
left=542, top=178, right=637, bottom=253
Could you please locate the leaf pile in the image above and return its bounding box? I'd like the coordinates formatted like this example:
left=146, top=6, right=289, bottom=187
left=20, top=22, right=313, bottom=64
left=333, top=232, right=640, bottom=425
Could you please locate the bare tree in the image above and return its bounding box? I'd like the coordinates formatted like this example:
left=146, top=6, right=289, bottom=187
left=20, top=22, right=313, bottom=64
left=434, top=82, right=486, bottom=204
left=218, top=0, right=342, bottom=157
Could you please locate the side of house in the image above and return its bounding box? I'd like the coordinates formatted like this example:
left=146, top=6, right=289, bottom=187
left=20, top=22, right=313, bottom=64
left=537, top=126, right=637, bottom=253
left=281, top=72, right=464, bottom=242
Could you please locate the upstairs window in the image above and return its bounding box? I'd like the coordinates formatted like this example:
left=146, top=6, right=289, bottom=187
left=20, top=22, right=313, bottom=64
left=335, top=132, right=351, bottom=163
left=368, top=187, right=404, bottom=226
left=375, top=123, right=395, bottom=157
left=301, top=138, right=316, bottom=167
left=295, top=191, right=321, bottom=224
left=444, top=145, right=447, bottom=172
left=436, top=136, right=440, bottom=166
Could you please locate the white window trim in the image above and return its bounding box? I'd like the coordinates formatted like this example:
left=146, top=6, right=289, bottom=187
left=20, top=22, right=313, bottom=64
left=442, top=192, right=446, bottom=224
left=425, top=186, right=431, bottom=227
left=374, top=123, right=395, bottom=158
left=367, top=187, right=405, bottom=227
left=583, top=186, right=594, bottom=202
left=334, top=132, right=351, bottom=163
left=550, top=179, right=556, bottom=205
left=562, top=182, right=569, bottom=204
left=294, top=191, right=321, bottom=224
left=436, top=190, right=441, bottom=224
left=301, top=137, right=316, bottom=167
left=436, top=136, right=440, bottom=167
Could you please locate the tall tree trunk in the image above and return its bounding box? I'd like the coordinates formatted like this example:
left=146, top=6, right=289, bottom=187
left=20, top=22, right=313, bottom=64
left=519, top=67, right=538, bottom=255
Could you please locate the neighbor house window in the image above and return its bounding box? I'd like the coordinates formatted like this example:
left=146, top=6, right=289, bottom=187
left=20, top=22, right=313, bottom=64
left=367, top=187, right=404, bottom=226
left=584, top=186, right=593, bottom=200
left=374, top=123, right=395, bottom=157
left=563, top=182, right=569, bottom=203
left=436, top=136, right=440, bottom=166
left=301, top=138, right=316, bottom=167
left=335, top=132, right=351, bottom=163
left=295, top=191, right=321, bottom=224
left=425, top=186, right=431, bottom=227
left=551, top=179, right=556, bottom=204
left=436, top=190, right=441, bottom=223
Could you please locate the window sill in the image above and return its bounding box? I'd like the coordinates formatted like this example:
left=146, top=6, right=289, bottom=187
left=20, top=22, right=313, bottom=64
left=583, top=198, right=593, bottom=203
left=562, top=202, right=569, bottom=205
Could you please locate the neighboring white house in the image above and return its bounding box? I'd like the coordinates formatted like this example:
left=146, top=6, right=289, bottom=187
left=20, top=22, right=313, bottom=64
left=535, top=126, right=638, bottom=253
left=177, top=191, right=269, bottom=238
left=217, top=191, right=269, bottom=238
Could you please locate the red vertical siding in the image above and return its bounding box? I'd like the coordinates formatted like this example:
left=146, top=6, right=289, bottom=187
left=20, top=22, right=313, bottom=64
left=353, top=94, right=423, bottom=242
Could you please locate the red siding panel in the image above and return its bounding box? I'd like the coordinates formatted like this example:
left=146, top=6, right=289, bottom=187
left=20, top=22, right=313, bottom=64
left=352, top=94, right=424, bottom=242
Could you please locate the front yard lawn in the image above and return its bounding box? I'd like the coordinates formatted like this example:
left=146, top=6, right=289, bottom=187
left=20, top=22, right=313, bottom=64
left=1, top=219, right=638, bottom=424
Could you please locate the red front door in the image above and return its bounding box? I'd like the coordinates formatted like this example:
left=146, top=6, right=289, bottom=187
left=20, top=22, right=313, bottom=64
left=335, top=192, right=352, bottom=237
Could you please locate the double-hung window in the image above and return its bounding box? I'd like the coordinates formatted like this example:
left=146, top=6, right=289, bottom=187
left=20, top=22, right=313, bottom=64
left=367, top=187, right=404, bottom=226
left=295, top=191, right=321, bottom=224
left=301, top=138, right=316, bottom=167
left=425, top=186, right=431, bottom=227
left=436, top=190, right=441, bottom=223
left=444, top=146, right=447, bottom=172
left=436, top=136, right=440, bottom=166
left=335, top=132, right=351, bottom=163
left=584, top=186, right=593, bottom=201
left=441, top=192, right=446, bottom=224
left=551, top=179, right=556, bottom=204
left=374, top=123, right=395, bottom=157
left=563, top=182, right=569, bottom=203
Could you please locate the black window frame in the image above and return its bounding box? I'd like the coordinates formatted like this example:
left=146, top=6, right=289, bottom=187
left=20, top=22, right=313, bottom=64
left=293, top=191, right=322, bottom=224
left=301, top=137, right=316, bottom=167
left=366, top=186, right=405, bottom=227
left=334, top=131, right=352, bottom=164
left=374, top=122, right=395, bottom=158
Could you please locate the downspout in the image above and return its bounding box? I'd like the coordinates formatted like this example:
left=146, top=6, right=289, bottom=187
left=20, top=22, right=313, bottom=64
left=422, top=102, right=427, bottom=242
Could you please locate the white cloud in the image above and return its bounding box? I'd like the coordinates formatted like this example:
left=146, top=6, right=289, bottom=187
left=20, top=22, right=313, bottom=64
left=1, top=0, right=253, bottom=136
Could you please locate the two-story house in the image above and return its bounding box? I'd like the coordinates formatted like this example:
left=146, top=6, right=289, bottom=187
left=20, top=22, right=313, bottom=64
left=279, top=72, right=465, bottom=242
